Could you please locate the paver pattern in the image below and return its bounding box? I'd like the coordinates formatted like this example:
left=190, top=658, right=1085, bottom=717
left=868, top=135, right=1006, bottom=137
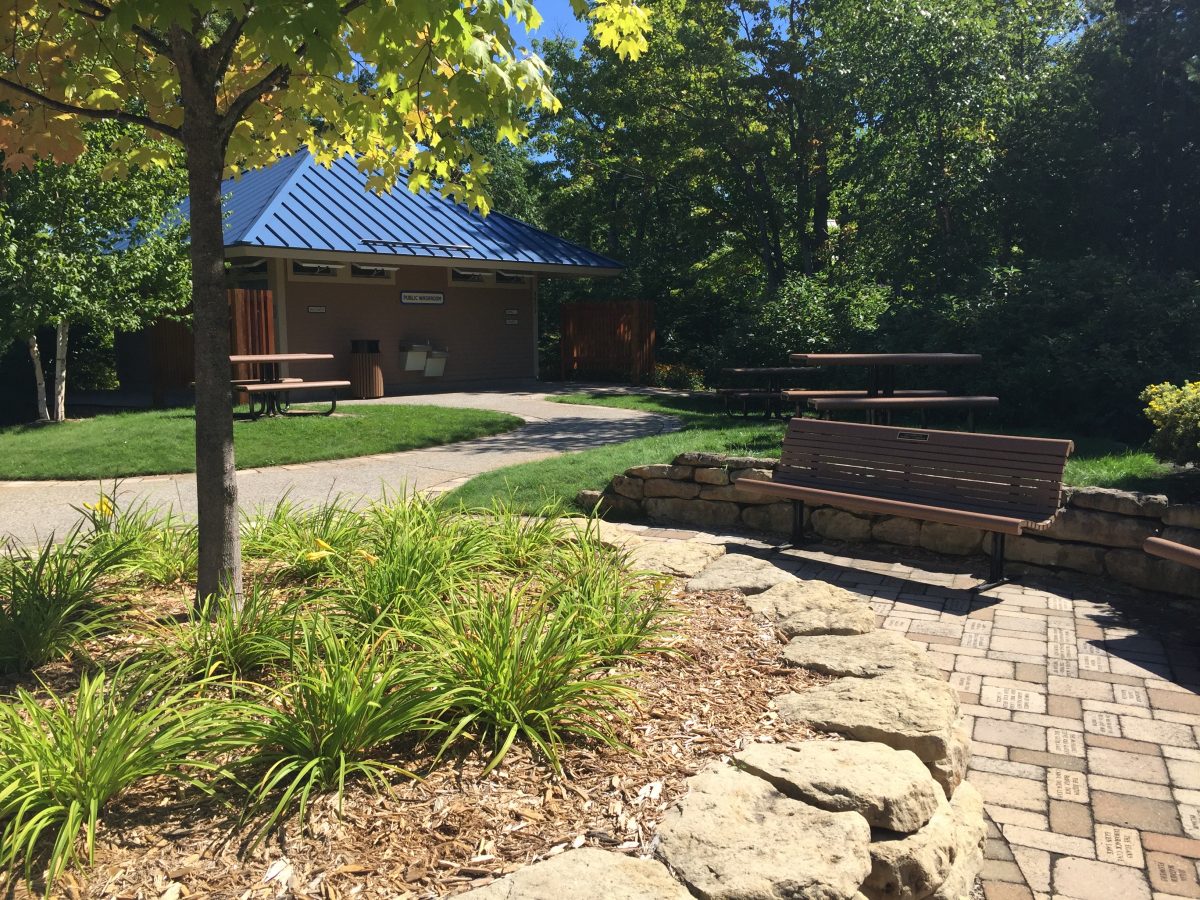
left=607, top=521, right=1200, bottom=900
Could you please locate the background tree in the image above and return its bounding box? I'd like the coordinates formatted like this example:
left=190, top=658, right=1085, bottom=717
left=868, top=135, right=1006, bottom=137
left=0, top=0, right=650, bottom=602
left=0, top=123, right=188, bottom=422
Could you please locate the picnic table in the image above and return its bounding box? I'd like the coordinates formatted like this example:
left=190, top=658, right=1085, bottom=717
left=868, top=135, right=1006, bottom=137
left=786, top=353, right=994, bottom=427
left=719, top=366, right=817, bottom=418
left=230, top=353, right=348, bottom=418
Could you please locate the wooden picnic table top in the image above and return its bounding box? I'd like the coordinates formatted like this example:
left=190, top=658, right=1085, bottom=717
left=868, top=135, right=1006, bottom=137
left=230, top=353, right=334, bottom=364
left=788, top=353, right=982, bottom=366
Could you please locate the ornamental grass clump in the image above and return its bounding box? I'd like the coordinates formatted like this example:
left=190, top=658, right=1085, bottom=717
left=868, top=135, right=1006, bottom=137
left=0, top=530, right=133, bottom=675
left=0, top=667, right=233, bottom=888
left=143, top=585, right=305, bottom=685
left=75, top=490, right=198, bottom=586
left=229, top=617, right=443, bottom=844
left=241, top=497, right=369, bottom=582
left=416, top=584, right=642, bottom=774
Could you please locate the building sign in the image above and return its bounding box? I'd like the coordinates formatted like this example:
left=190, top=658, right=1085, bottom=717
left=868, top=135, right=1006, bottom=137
left=401, top=291, right=445, bottom=305
left=505, top=308, right=519, bottom=315
left=307, top=305, right=326, bottom=314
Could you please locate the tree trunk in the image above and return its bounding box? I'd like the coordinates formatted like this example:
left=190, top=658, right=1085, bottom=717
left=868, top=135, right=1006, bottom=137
left=27, top=334, right=50, bottom=422
left=181, top=114, right=242, bottom=604
left=53, top=320, right=69, bottom=421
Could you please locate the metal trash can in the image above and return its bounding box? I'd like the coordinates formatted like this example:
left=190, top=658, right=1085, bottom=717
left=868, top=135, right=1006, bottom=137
left=350, top=339, right=384, bottom=399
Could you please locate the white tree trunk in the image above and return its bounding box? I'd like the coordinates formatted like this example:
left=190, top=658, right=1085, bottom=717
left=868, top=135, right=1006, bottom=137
left=53, top=320, right=69, bottom=422
left=27, top=334, right=50, bottom=422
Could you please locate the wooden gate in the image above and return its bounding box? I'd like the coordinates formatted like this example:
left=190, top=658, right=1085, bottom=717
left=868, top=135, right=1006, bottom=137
left=560, top=300, right=654, bottom=382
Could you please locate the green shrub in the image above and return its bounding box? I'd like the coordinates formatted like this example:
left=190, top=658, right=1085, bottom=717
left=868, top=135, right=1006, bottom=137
left=416, top=584, right=639, bottom=774
left=241, top=497, right=368, bottom=582
left=0, top=668, right=231, bottom=887
left=0, top=530, right=132, bottom=674
left=75, top=490, right=198, bottom=586
left=650, top=362, right=706, bottom=391
left=1141, top=380, right=1200, bottom=466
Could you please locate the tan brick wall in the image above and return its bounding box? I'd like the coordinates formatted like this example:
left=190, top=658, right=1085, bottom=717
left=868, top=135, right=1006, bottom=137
left=278, top=263, right=535, bottom=388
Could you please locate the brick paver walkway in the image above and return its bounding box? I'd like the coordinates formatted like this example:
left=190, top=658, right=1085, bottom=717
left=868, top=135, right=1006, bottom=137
left=618, top=522, right=1200, bottom=900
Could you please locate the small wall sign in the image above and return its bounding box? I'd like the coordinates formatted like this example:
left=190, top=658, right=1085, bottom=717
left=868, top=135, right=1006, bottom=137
left=504, top=308, right=519, bottom=315
left=505, top=318, right=519, bottom=325
left=307, top=305, right=326, bottom=314
left=402, top=291, right=445, bottom=305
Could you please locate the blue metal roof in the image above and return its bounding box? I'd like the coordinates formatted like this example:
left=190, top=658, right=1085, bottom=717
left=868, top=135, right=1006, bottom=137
left=211, top=152, right=622, bottom=273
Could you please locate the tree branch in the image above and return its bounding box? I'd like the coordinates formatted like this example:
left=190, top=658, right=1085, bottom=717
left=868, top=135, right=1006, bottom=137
left=218, top=63, right=289, bottom=140
left=0, top=76, right=181, bottom=139
left=71, top=0, right=173, bottom=57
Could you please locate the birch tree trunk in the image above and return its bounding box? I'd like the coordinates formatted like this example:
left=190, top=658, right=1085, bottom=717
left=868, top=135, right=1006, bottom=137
left=27, top=335, right=50, bottom=422
left=53, top=320, right=69, bottom=422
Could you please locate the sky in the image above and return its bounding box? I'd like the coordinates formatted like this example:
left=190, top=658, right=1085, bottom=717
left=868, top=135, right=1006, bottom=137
left=509, top=0, right=590, bottom=48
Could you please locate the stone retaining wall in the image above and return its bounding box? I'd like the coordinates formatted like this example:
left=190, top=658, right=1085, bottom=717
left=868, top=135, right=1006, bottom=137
left=580, top=452, right=1200, bottom=598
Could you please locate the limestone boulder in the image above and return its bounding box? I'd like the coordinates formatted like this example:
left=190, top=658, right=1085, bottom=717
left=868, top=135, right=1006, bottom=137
left=724, top=456, right=779, bottom=470
left=577, top=490, right=641, bottom=520
left=1164, top=503, right=1200, bottom=529
left=628, top=540, right=725, bottom=578
left=673, top=451, right=727, bottom=467
left=744, top=579, right=876, bottom=637
left=1104, top=547, right=1200, bottom=598
left=699, top=483, right=777, bottom=504
left=1002, top=534, right=1106, bottom=576
left=741, top=502, right=794, bottom=536
left=873, top=517, right=922, bottom=548
left=626, top=464, right=692, bottom=480
left=919, top=522, right=983, bottom=557
left=734, top=741, right=942, bottom=833
left=781, top=630, right=943, bottom=680
left=1042, top=508, right=1156, bottom=548
left=610, top=474, right=644, bottom=501
left=656, top=764, right=872, bottom=900
left=643, top=479, right=702, bottom=500
left=644, top=497, right=741, bottom=529
left=1067, top=486, right=1168, bottom=518
left=777, top=675, right=965, bottom=795
left=459, top=848, right=693, bottom=900
left=685, top=553, right=797, bottom=594
left=927, top=725, right=971, bottom=798
left=861, top=782, right=986, bottom=900
left=694, top=467, right=730, bottom=485
left=811, top=508, right=873, bottom=542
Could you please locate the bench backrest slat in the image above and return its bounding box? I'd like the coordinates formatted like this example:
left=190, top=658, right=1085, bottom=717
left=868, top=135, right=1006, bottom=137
left=776, top=419, right=1073, bottom=524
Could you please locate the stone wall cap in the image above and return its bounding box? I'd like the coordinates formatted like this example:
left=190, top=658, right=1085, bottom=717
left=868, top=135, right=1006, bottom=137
left=1066, top=485, right=1168, bottom=517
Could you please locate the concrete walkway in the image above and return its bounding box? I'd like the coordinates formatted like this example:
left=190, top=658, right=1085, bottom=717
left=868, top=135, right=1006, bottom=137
left=597, top=521, right=1200, bottom=900
left=0, top=387, right=673, bottom=546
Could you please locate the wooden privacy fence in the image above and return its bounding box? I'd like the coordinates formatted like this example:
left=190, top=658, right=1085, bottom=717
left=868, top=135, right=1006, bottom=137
left=560, top=300, right=655, bottom=382
left=228, top=288, right=276, bottom=383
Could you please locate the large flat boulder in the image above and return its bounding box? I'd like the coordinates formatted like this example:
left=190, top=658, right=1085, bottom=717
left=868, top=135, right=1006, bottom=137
left=458, top=848, right=693, bottom=900
left=628, top=540, right=725, bottom=577
left=744, top=580, right=876, bottom=637
left=781, top=631, right=942, bottom=680
left=778, top=676, right=968, bottom=796
left=861, top=782, right=986, bottom=900
left=686, top=553, right=797, bottom=594
left=734, top=741, right=942, bottom=833
left=657, top=764, right=871, bottom=900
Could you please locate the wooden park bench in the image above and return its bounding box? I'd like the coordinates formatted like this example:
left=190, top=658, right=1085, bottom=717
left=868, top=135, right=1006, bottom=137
left=242, top=379, right=351, bottom=418
left=808, top=394, right=1000, bottom=429
left=1144, top=536, right=1200, bottom=570
left=736, top=418, right=1074, bottom=586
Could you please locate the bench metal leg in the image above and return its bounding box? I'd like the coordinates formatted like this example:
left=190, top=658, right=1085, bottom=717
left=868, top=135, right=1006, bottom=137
left=326, top=391, right=338, bottom=416
left=973, top=533, right=1011, bottom=592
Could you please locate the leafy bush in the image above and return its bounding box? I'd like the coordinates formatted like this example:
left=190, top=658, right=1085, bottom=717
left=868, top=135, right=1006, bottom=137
left=230, top=619, right=439, bottom=843
left=0, top=530, right=132, bottom=674
left=1142, top=381, right=1200, bottom=466
left=0, top=668, right=231, bottom=887
left=650, top=362, right=706, bottom=391
left=416, top=585, right=640, bottom=773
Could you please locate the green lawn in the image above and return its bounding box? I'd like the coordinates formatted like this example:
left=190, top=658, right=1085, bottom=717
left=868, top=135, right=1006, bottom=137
left=0, top=404, right=522, bottom=480
left=446, top=392, right=1180, bottom=514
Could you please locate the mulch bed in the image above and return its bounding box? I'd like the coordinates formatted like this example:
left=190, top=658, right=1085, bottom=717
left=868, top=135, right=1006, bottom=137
left=4, top=581, right=826, bottom=900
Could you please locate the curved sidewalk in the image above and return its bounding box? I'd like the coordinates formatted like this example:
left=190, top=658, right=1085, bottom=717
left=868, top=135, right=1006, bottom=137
left=0, top=388, right=674, bottom=546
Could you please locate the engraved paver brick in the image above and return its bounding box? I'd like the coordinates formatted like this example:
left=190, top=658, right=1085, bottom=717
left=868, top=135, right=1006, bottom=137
left=1184, top=805, right=1200, bottom=840
left=983, top=684, right=1048, bottom=713
left=1146, top=851, right=1200, bottom=897
left=1085, top=710, right=1123, bottom=736
left=952, top=671, right=983, bottom=693
left=1049, top=768, right=1090, bottom=802
left=1095, top=824, right=1146, bottom=867
left=1052, top=858, right=1151, bottom=900
left=1117, top=685, right=1152, bottom=708
left=1048, top=727, right=1087, bottom=758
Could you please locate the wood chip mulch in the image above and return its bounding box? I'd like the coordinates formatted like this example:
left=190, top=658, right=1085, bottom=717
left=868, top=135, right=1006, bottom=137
left=8, top=582, right=827, bottom=900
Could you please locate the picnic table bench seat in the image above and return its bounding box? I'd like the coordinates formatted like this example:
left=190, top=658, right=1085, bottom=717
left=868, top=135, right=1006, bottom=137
left=808, top=394, right=1000, bottom=429
left=1143, top=536, right=1200, bottom=570
left=736, top=418, right=1074, bottom=585
left=241, top=379, right=352, bottom=418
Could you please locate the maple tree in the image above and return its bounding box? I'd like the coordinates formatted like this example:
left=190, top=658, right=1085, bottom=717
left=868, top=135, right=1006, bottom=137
left=0, top=0, right=649, bottom=602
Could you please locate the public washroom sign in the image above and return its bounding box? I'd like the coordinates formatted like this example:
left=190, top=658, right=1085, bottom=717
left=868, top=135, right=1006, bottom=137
left=401, top=291, right=445, bottom=305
